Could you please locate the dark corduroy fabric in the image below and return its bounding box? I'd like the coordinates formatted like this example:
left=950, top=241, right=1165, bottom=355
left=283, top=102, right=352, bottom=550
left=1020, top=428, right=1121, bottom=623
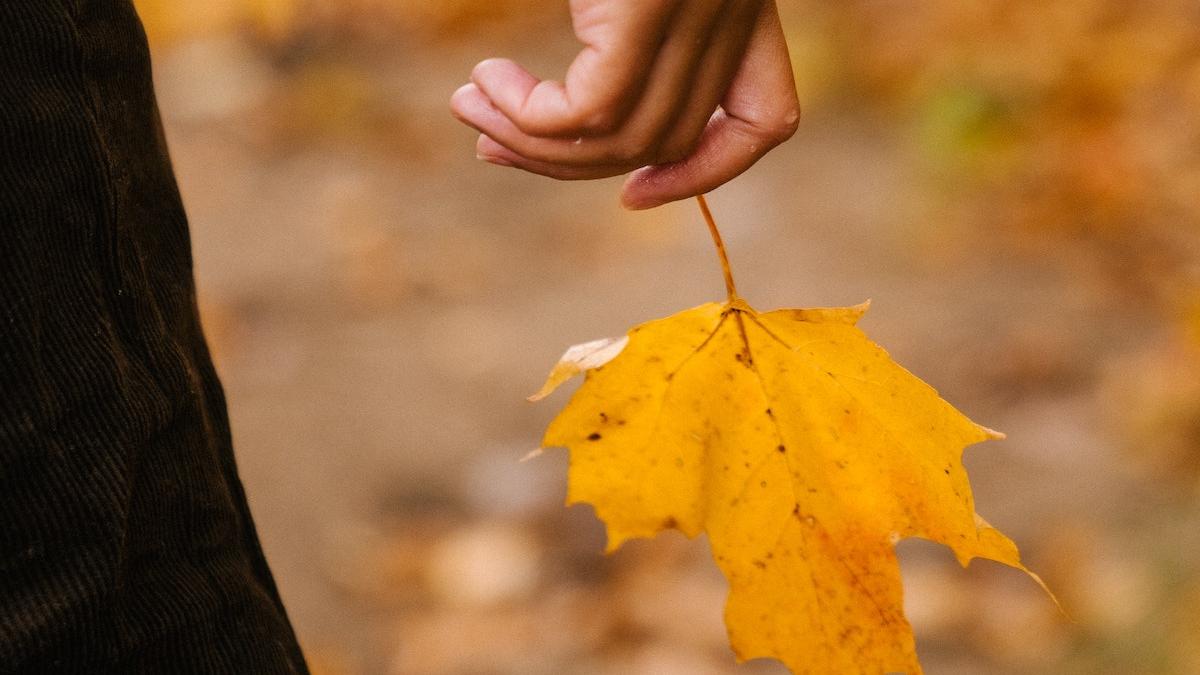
left=1, top=1, right=308, bottom=672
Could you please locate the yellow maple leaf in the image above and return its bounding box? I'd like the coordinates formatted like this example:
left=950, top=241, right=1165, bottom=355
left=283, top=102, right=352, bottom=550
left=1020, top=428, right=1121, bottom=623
left=531, top=197, right=1051, bottom=675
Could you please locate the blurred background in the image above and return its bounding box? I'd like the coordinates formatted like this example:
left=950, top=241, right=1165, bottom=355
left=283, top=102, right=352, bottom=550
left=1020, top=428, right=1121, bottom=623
left=131, top=1, right=1200, bottom=673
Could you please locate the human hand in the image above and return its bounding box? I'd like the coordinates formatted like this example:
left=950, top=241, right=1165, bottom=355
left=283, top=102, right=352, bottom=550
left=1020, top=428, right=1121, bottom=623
left=450, top=0, right=799, bottom=209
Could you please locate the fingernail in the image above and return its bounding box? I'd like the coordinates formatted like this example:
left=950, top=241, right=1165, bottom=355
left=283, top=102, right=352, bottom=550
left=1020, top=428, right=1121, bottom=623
left=477, top=153, right=513, bottom=167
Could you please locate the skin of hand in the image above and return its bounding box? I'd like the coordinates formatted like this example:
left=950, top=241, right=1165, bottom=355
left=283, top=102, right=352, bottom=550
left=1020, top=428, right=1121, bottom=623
left=450, top=0, right=800, bottom=209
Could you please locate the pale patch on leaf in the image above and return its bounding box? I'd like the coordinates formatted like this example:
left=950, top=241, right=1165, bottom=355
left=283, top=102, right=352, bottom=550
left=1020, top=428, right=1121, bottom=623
left=528, top=335, right=629, bottom=402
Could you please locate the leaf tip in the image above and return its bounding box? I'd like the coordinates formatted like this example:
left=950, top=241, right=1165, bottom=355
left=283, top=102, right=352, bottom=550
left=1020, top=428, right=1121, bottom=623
left=1023, top=567, right=1070, bottom=620
left=843, top=299, right=871, bottom=324
left=603, top=530, right=629, bottom=555
left=518, top=447, right=544, bottom=463
left=979, top=425, right=1007, bottom=440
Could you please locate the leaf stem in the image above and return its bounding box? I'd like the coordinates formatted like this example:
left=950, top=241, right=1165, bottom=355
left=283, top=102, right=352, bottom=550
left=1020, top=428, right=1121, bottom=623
left=696, top=194, right=739, bottom=301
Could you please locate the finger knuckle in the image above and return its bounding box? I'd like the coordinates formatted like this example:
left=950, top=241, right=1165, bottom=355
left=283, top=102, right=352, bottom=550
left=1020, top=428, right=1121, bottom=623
left=575, top=108, right=622, bottom=135
left=762, top=106, right=802, bottom=143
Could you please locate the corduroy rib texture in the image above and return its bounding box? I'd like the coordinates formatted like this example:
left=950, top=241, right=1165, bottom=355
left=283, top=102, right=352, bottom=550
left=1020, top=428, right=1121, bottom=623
left=1, top=1, right=309, bottom=672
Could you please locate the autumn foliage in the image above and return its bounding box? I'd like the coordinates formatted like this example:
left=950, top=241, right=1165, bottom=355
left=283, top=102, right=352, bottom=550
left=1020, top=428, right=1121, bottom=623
left=532, top=199, right=1051, bottom=674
